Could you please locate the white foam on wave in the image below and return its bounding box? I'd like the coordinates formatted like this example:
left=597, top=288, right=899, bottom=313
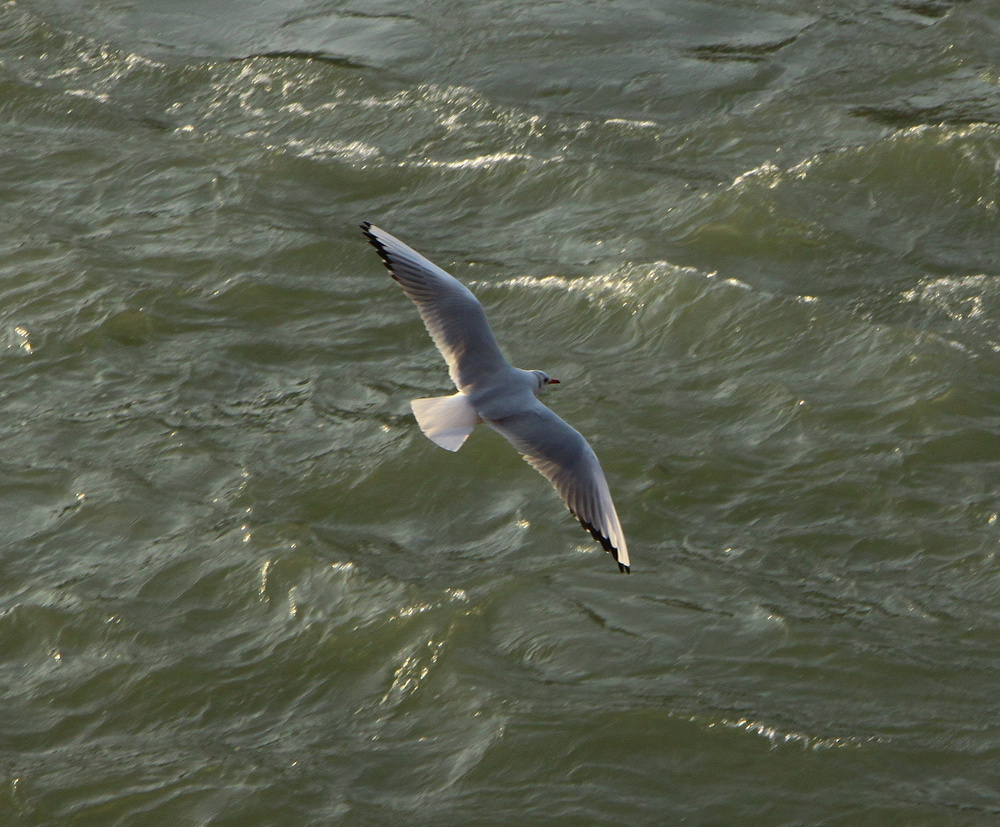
left=370, top=83, right=544, bottom=133
left=481, top=259, right=753, bottom=306
left=603, top=117, right=660, bottom=129
left=728, top=121, right=1000, bottom=196
left=478, top=261, right=690, bottom=306
left=380, top=637, right=445, bottom=706
left=283, top=137, right=382, bottom=162
left=404, top=151, right=550, bottom=170
left=64, top=88, right=111, bottom=103
left=899, top=273, right=1000, bottom=353
left=701, top=714, right=885, bottom=750
left=895, top=121, right=1000, bottom=142
left=489, top=272, right=639, bottom=300
left=901, top=274, right=994, bottom=322
left=730, top=160, right=784, bottom=189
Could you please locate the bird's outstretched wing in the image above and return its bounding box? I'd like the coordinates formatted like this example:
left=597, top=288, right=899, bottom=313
left=485, top=400, right=630, bottom=572
left=362, top=223, right=509, bottom=391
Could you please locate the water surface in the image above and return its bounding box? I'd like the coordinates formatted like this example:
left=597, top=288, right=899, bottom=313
left=3, top=0, right=1000, bottom=822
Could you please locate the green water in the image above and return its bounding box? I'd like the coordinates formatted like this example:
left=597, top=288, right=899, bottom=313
left=3, top=0, right=1000, bottom=822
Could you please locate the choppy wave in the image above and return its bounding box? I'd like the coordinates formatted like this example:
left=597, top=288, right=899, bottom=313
left=6, top=0, right=1000, bottom=822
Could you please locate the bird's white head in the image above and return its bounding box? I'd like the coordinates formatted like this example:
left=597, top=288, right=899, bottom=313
left=531, top=370, right=560, bottom=392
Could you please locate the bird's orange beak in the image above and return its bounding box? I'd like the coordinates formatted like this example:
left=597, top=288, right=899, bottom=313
left=549, top=378, right=560, bottom=384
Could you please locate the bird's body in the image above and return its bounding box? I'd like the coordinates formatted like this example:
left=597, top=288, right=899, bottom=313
left=471, top=367, right=542, bottom=420
left=362, top=222, right=630, bottom=573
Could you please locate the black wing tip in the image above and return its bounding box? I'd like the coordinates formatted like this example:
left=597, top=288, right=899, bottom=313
left=360, top=221, right=395, bottom=271
left=575, top=515, right=628, bottom=572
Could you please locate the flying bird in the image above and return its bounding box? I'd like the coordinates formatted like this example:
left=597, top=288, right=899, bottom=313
left=361, top=222, right=630, bottom=573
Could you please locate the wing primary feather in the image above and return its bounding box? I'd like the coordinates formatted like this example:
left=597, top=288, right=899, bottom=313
left=485, top=401, right=630, bottom=573
left=360, top=222, right=394, bottom=271
left=360, top=222, right=509, bottom=391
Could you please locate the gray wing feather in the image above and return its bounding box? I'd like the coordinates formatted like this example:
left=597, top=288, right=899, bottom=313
left=485, top=401, right=630, bottom=572
left=362, top=223, right=509, bottom=391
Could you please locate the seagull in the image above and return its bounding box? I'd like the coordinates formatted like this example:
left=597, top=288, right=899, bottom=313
left=361, top=222, right=630, bottom=573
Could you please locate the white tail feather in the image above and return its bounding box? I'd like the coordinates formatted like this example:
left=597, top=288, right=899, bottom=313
left=410, top=393, right=479, bottom=452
